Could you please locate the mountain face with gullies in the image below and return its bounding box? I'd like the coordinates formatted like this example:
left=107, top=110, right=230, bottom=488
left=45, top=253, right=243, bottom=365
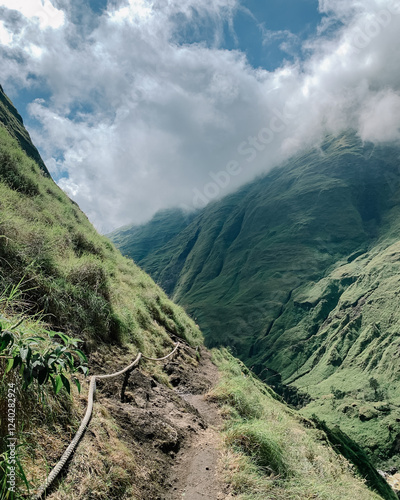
left=110, top=132, right=400, bottom=469
left=0, top=84, right=398, bottom=500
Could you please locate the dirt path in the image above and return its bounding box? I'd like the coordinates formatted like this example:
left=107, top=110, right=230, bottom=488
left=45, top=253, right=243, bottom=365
left=163, top=352, right=227, bottom=500
left=44, top=344, right=229, bottom=500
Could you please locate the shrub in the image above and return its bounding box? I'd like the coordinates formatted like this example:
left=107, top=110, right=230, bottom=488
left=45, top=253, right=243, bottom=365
left=0, top=148, right=39, bottom=196
left=0, top=320, right=88, bottom=394
left=331, top=386, right=346, bottom=400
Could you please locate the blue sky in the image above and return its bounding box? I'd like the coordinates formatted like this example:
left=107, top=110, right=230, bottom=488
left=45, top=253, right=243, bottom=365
left=227, top=0, right=323, bottom=69
left=0, top=0, right=399, bottom=231
left=172, top=0, right=324, bottom=71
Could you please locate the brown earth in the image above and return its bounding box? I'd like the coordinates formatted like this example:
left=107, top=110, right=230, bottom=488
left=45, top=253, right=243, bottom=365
left=45, top=345, right=229, bottom=500
left=163, top=354, right=227, bottom=500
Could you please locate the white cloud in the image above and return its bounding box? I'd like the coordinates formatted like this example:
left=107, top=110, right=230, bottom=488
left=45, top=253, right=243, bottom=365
left=0, top=0, right=400, bottom=232
left=359, top=90, right=400, bottom=142
left=108, top=0, right=153, bottom=24
left=0, top=19, right=11, bottom=44
left=0, top=0, right=65, bottom=29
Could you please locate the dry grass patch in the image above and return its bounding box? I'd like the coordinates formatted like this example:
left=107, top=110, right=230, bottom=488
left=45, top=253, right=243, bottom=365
left=209, top=348, right=385, bottom=500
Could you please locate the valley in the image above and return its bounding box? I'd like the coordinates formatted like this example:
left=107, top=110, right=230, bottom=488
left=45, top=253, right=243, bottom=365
left=110, top=133, right=400, bottom=470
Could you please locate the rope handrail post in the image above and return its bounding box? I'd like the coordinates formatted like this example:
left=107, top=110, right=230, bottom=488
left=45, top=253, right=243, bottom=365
left=34, top=343, right=180, bottom=499
left=120, top=362, right=140, bottom=403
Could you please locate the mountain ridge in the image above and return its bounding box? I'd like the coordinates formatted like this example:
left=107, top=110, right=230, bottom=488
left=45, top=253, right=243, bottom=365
left=0, top=85, right=49, bottom=176
left=110, top=132, right=400, bottom=466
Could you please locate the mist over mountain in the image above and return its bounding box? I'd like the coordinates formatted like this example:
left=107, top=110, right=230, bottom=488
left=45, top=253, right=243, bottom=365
left=111, top=132, right=400, bottom=466
left=108, top=208, right=197, bottom=264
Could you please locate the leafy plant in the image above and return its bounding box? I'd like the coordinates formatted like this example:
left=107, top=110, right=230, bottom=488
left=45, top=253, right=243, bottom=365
left=0, top=320, right=88, bottom=395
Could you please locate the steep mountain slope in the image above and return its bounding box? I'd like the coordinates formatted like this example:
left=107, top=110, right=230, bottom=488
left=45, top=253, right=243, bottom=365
left=0, top=85, right=49, bottom=176
left=110, top=133, right=400, bottom=464
left=113, top=134, right=398, bottom=350
left=0, top=86, right=202, bottom=498
left=0, top=87, right=201, bottom=349
left=108, top=207, right=196, bottom=263
left=0, top=86, right=395, bottom=500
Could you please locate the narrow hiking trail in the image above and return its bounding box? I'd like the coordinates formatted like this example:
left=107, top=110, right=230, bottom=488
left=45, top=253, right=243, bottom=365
left=43, top=345, right=230, bottom=500
left=164, top=352, right=229, bottom=500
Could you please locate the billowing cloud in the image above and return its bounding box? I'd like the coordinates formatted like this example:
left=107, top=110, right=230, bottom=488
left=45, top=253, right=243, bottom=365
left=0, top=0, right=64, bottom=29
left=0, top=0, right=399, bottom=232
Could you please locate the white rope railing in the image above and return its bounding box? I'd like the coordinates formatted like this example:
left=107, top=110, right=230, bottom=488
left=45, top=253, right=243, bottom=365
left=34, top=343, right=180, bottom=499
left=141, top=343, right=180, bottom=362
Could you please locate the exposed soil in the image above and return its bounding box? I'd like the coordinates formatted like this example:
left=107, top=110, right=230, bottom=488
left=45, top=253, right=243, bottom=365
left=109, top=345, right=228, bottom=499
left=46, top=344, right=228, bottom=499
left=163, top=356, right=226, bottom=500
left=380, top=471, right=400, bottom=498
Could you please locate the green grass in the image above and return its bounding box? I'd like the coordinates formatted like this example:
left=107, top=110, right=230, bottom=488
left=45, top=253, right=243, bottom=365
left=225, top=420, right=290, bottom=478
left=0, top=125, right=202, bottom=353
left=210, top=348, right=394, bottom=500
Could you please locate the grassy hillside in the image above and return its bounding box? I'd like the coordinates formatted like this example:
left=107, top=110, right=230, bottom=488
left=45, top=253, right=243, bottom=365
left=110, top=133, right=400, bottom=465
left=0, top=87, right=202, bottom=498
left=281, top=239, right=400, bottom=470
left=0, top=123, right=201, bottom=351
left=0, top=87, right=394, bottom=499
left=211, top=348, right=395, bottom=500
